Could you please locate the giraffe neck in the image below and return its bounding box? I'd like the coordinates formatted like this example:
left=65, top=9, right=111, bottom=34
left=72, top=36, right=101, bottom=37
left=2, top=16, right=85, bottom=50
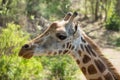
left=70, top=30, right=120, bottom=80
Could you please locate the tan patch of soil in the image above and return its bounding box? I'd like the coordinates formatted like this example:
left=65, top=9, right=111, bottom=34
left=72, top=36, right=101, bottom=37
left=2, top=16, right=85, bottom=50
left=102, top=48, right=120, bottom=74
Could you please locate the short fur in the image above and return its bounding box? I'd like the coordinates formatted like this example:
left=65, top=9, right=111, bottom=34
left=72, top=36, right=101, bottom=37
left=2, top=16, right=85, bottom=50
left=83, top=32, right=120, bottom=80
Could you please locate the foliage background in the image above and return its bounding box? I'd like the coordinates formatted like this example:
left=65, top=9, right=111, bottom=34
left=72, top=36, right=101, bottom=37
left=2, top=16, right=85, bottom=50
left=0, top=0, right=120, bottom=80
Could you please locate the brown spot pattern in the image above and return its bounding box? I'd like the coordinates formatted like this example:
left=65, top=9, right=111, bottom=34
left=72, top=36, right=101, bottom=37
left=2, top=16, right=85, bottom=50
left=69, top=44, right=72, bottom=49
left=76, top=59, right=80, bottom=64
left=62, top=44, right=65, bottom=48
left=88, top=64, right=97, bottom=74
left=94, top=59, right=106, bottom=73
left=83, top=55, right=91, bottom=63
left=59, top=50, right=62, bottom=54
left=71, top=46, right=75, bottom=50
left=85, top=45, right=91, bottom=55
left=48, top=52, right=52, bottom=54
left=78, top=50, right=82, bottom=56
left=104, top=73, right=114, bottom=80
left=80, top=44, right=84, bottom=51
left=87, top=45, right=97, bottom=57
left=66, top=42, right=70, bottom=48
left=89, top=77, right=102, bottom=80
left=81, top=67, right=87, bottom=75
left=81, top=37, right=86, bottom=43
left=54, top=52, right=57, bottom=55
left=63, top=50, right=69, bottom=54
left=97, top=77, right=102, bottom=80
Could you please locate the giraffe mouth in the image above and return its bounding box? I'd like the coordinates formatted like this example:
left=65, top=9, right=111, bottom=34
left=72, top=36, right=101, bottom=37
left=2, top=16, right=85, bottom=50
left=18, top=49, right=33, bottom=59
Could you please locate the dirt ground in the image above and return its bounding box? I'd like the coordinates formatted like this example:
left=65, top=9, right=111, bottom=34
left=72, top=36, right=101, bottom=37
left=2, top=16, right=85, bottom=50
left=102, top=48, right=120, bottom=74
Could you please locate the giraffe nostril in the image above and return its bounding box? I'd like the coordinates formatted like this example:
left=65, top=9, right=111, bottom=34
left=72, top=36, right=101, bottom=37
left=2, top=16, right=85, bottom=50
left=23, top=44, right=30, bottom=49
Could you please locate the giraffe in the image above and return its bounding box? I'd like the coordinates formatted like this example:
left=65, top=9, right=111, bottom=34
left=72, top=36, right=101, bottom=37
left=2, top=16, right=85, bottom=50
left=19, top=12, right=120, bottom=80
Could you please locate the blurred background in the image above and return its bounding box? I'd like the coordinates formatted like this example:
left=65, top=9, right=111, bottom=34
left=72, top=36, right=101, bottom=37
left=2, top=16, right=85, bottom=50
left=0, top=0, right=120, bottom=80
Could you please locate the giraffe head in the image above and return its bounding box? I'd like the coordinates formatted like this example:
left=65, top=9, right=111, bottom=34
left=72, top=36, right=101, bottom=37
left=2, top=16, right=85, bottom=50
left=19, top=12, right=80, bottom=59
left=18, top=12, right=120, bottom=80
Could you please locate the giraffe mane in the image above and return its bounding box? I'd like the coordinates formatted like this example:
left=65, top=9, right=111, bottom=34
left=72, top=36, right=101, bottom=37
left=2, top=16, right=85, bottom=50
left=83, top=32, right=120, bottom=80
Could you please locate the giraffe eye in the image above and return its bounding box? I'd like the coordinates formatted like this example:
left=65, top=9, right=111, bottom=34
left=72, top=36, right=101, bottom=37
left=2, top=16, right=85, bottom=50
left=56, top=33, right=67, bottom=40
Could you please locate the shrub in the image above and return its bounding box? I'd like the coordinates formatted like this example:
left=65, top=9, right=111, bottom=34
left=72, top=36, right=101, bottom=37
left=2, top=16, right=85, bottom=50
left=27, top=0, right=71, bottom=20
left=0, top=23, right=29, bottom=55
left=115, top=37, right=120, bottom=47
left=0, top=23, right=43, bottom=80
left=105, top=13, right=120, bottom=31
left=40, top=55, right=80, bottom=80
left=105, top=0, right=120, bottom=31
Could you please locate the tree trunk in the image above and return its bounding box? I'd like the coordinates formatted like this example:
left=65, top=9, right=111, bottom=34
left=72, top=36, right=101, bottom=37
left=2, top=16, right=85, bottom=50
left=115, top=0, right=120, bottom=16
left=84, top=0, right=88, bottom=18
left=94, top=0, right=99, bottom=21
left=90, top=0, right=94, bottom=21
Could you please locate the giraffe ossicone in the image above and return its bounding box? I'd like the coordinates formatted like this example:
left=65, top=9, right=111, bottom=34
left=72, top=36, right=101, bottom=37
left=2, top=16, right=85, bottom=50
left=19, top=12, right=120, bottom=80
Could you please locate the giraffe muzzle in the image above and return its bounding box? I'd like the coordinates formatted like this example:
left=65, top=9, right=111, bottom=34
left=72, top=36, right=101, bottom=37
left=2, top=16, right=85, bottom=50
left=18, top=44, right=34, bottom=59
